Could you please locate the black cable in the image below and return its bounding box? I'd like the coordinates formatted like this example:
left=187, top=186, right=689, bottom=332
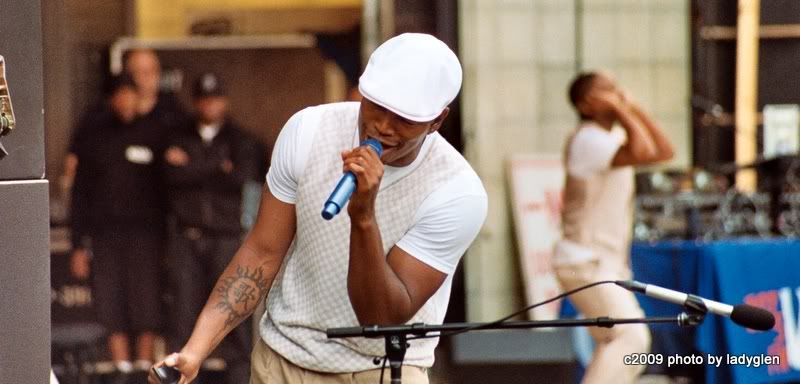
left=378, top=354, right=387, bottom=384
left=408, top=280, right=616, bottom=341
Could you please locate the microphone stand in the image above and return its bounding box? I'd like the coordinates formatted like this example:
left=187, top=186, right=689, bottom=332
left=327, top=300, right=708, bottom=384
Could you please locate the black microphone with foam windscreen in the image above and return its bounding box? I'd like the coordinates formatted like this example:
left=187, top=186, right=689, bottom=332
left=616, top=280, right=775, bottom=331
left=321, top=138, right=383, bottom=220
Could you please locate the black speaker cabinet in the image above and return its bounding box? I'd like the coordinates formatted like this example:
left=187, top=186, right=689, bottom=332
left=0, top=0, right=50, bottom=382
left=0, top=180, right=50, bottom=383
left=0, top=0, right=44, bottom=180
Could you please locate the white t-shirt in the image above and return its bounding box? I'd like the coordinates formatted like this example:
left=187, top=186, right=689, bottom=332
left=198, top=122, right=221, bottom=144
left=556, top=122, right=629, bottom=265
left=266, top=106, right=487, bottom=275
left=566, top=122, right=626, bottom=179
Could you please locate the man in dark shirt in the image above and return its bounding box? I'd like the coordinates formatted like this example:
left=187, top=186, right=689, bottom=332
left=64, top=49, right=188, bottom=185
left=70, top=74, right=165, bottom=373
left=163, top=72, right=261, bottom=383
left=67, top=49, right=189, bottom=376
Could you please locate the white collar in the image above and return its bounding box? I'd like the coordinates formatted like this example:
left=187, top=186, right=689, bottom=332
left=198, top=123, right=222, bottom=144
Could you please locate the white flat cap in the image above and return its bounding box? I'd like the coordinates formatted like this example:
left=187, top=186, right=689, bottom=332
left=359, top=33, right=462, bottom=122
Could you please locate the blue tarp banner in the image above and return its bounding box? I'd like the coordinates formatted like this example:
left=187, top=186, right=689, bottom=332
left=563, top=240, right=800, bottom=383
left=694, top=240, right=800, bottom=384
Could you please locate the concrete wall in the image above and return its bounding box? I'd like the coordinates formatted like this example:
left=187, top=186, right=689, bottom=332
left=459, top=0, right=689, bottom=321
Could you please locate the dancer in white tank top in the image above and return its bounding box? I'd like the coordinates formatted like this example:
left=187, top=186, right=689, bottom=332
left=556, top=71, right=674, bottom=384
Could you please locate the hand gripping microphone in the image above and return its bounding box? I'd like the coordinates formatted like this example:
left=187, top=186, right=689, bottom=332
left=616, top=280, right=775, bottom=331
left=321, top=138, right=383, bottom=220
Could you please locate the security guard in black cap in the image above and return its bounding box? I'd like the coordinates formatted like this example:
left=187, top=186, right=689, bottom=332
left=163, top=72, right=261, bottom=383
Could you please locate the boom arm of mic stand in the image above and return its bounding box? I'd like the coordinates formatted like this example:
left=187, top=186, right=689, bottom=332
left=327, top=314, right=703, bottom=384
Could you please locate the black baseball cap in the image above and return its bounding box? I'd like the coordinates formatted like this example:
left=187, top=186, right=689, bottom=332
left=192, top=72, right=226, bottom=98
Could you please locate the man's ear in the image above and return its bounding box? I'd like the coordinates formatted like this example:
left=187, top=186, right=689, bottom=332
left=429, top=107, right=450, bottom=133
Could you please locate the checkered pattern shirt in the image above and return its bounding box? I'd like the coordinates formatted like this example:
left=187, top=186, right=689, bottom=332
left=260, top=103, right=468, bottom=372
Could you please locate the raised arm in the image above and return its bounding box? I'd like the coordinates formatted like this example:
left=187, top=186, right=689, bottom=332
left=610, top=93, right=674, bottom=166
left=627, top=101, right=674, bottom=163
left=348, top=219, right=448, bottom=325
left=149, top=188, right=295, bottom=384
left=341, top=139, right=491, bottom=326
left=343, top=145, right=447, bottom=325
left=605, top=102, right=658, bottom=166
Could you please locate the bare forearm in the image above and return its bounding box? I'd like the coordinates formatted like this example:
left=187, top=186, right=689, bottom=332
left=182, top=241, right=278, bottom=359
left=614, top=103, right=658, bottom=160
left=629, top=103, right=674, bottom=161
left=347, top=218, right=412, bottom=325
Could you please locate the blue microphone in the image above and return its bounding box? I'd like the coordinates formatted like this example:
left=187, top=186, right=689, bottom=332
left=321, top=138, right=383, bottom=220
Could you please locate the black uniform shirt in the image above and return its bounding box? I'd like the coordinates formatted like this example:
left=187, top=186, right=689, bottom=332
left=163, top=118, right=262, bottom=234
left=70, top=107, right=167, bottom=246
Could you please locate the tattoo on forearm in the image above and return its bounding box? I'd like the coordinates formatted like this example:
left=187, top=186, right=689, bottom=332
left=215, top=265, right=270, bottom=327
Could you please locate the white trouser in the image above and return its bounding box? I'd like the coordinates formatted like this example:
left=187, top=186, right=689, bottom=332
left=554, top=256, right=652, bottom=384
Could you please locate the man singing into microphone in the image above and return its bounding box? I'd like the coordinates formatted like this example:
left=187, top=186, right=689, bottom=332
left=149, top=33, right=487, bottom=384
left=554, top=71, right=673, bottom=384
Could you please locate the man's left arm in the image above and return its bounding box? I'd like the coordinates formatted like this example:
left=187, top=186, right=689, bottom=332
left=347, top=219, right=446, bottom=325
left=627, top=101, right=674, bottom=163
left=216, top=128, right=263, bottom=189
left=344, top=146, right=486, bottom=325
